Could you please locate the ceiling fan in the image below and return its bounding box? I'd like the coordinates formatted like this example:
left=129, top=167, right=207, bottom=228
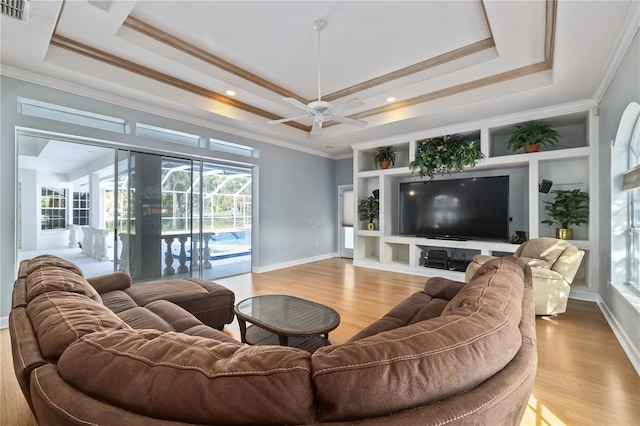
left=268, top=19, right=367, bottom=135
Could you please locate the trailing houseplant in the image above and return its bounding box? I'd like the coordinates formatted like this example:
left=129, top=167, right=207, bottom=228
left=409, top=134, right=484, bottom=179
left=541, top=189, right=589, bottom=240
left=505, top=122, right=561, bottom=153
left=373, top=146, right=397, bottom=169
left=358, top=195, right=379, bottom=230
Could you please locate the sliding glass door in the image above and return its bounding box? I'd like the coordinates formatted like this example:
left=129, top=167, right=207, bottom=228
left=17, top=133, right=252, bottom=281
left=116, top=154, right=252, bottom=281
left=17, top=134, right=120, bottom=277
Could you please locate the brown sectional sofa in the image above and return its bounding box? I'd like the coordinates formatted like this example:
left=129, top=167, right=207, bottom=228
left=10, top=254, right=537, bottom=425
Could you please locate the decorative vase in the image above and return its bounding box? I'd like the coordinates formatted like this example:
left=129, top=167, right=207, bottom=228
left=379, top=161, right=390, bottom=169
left=556, top=228, right=573, bottom=240
left=525, top=144, right=540, bottom=153
left=367, top=222, right=376, bottom=231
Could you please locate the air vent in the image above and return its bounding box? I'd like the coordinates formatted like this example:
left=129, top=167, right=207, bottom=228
left=1, top=0, right=27, bottom=21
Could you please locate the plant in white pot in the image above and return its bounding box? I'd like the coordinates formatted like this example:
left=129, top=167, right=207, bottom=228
left=541, top=189, right=589, bottom=240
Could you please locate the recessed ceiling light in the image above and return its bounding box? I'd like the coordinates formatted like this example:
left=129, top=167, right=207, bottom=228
left=225, top=90, right=236, bottom=96
left=386, top=97, right=397, bottom=103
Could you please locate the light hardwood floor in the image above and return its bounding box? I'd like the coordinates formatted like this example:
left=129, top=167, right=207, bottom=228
left=2, top=258, right=639, bottom=425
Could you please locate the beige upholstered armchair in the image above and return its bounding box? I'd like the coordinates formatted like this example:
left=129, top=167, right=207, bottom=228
left=465, top=237, right=584, bottom=315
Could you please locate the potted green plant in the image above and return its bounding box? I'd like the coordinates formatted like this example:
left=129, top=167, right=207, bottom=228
left=409, top=134, right=484, bottom=179
left=358, top=195, right=379, bottom=230
left=541, top=189, right=589, bottom=240
left=373, top=146, right=397, bottom=169
left=505, top=122, right=561, bottom=153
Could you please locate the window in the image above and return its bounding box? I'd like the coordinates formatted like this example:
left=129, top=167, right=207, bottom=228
left=623, top=113, right=640, bottom=291
left=18, top=97, right=127, bottom=133
left=210, top=138, right=258, bottom=158
left=136, top=123, right=202, bottom=147
left=41, top=187, right=67, bottom=230
left=630, top=187, right=639, bottom=290
left=73, top=192, right=90, bottom=226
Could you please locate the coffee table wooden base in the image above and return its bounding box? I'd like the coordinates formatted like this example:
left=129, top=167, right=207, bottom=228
left=244, top=324, right=330, bottom=353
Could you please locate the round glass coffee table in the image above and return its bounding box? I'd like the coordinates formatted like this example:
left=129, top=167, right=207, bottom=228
left=234, top=294, right=340, bottom=353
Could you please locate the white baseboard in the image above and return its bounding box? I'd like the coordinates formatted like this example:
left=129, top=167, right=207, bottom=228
left=0, top=316, right=7, bottom=329
left=597, top=297, right=640, bottom=376
left=569, top=288, right=600, bottom=302
left=252, top=253, right=338, bottom=274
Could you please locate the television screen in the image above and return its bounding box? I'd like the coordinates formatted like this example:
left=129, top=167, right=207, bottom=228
left=399, top=176, right=509, bottom=241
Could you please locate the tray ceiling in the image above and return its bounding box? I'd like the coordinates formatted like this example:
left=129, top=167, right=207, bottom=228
left=1, top=1, right=636, bottom=156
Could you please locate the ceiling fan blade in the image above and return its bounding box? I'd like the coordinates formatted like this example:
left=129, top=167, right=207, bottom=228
left=329, top=114, right=368, bottom=127
left=283, top=97, right=316, bottom=114
left=311, top=119, right=323, bottom=135
left=332, top=98, right=364, bottom=113
left=268, top=115, right=310, bottom=124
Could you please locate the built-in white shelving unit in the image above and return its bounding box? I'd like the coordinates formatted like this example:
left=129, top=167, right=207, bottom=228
left=353, top=107, right=598, bottom=292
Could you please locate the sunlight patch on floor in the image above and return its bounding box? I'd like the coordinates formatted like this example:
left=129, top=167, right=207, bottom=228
left=521, top=394, right=566, bottom=426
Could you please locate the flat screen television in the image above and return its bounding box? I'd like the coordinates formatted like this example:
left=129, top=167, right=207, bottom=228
left=399, top=176, right=510, bottom=241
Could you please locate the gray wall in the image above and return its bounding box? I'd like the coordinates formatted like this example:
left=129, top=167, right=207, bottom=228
left=257, top=145, right=338, bottom=266
left=334, top=157, right=354, bottom=186
left=0, top=76, right=341, bottom=321
left=597, top=30, right=640, bottom=362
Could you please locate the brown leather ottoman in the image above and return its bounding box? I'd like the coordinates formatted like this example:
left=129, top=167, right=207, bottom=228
left=124, top=278, right=235, bottom=329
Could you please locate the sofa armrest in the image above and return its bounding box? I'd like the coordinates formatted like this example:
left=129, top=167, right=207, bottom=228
left=464, top=255, right=498, bottom=282
left=471, top=254, right=498, bottom=265
left=551, top=247, right=584, bottom=285
left=87, top=272, right=132, bottom=295
left=423, top=277, right=467, bottom=300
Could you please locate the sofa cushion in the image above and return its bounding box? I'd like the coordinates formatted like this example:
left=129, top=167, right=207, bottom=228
left=57, top=329, right=316, bottom=425
left=124, top=278, right=235, bottom=328
left=125, top=278, right=215, bottom=305
left=423, top=276, right=467, bottom=300
left=26, top=291, right=130, bottom=360
left=116, top=307, right=175, bottom=331
left=25, top=266, right=101, bottom=304
left=86, top=271, right=132, bottom=294
left=444, top=256, right=524, bottom=329
left=26, top=255, right=84, bottom=277
left=348, top=292, right=449, bottom=342
left=311, top=257, right=526, bottom=422
left=100, top=290, right=139, bottom=314
left=144, top=300, right=205, bottom=332
left=182, top=325, right=240, bottom=343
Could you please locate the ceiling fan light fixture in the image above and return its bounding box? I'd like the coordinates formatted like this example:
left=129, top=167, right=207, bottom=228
left=312, top=19, right=327, bottom=32
left=267, top=18, right=367, bottom=135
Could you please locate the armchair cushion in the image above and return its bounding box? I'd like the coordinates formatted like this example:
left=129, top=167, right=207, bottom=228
left=515, top=237, right=583, bottom=284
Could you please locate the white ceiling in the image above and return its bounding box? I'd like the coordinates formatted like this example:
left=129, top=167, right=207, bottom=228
left=1, top=1, right=637, bottom=157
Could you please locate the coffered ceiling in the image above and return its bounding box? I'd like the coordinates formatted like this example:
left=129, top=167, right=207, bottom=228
left=1, top=1, right=637, bottom=157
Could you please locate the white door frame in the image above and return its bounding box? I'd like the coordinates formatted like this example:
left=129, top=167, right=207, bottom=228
left=338, top=184, right=354, bottom=258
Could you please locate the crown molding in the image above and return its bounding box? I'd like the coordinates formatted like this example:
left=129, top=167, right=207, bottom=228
left=0, top=66, right=335, bottom=159
left=593, top=1, right=640, bottom=104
